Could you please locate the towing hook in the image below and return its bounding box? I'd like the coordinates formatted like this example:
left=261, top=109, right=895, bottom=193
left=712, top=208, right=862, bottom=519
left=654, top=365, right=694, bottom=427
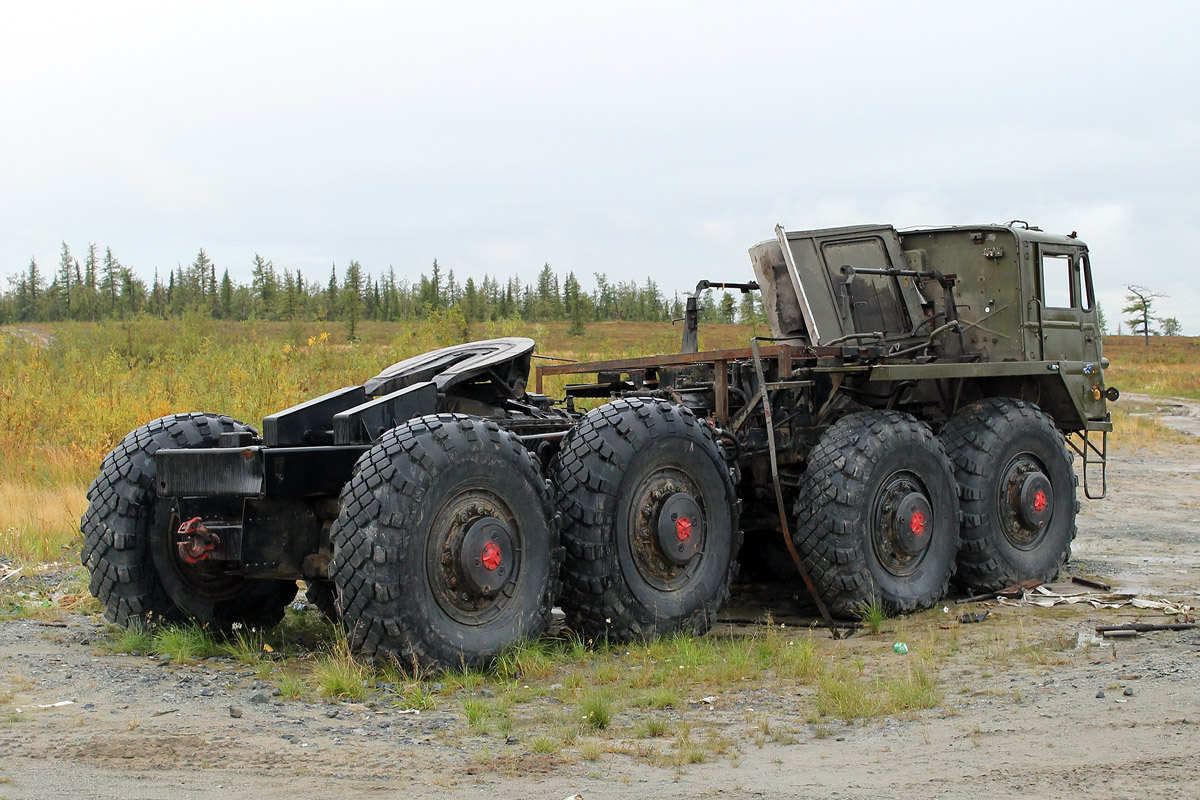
left=176, top=516, right=220, bottom=564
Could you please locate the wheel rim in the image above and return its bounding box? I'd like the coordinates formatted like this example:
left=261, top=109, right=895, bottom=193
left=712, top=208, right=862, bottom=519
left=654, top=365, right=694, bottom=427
left=997, top=454, right=1054, bottom=549
left=426, top=487, right=523, bottom=626
left=870, top=471, right=934, bottom=577
left=626, top=467, right=707, bottom=591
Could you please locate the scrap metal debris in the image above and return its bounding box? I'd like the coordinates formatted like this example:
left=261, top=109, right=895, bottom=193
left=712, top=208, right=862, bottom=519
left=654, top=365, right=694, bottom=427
left=994, top=584, right=1195, bottom=615
left=956, top=579, right=1043, bottom=604
left=1096, top=622, right=1197, bottom=635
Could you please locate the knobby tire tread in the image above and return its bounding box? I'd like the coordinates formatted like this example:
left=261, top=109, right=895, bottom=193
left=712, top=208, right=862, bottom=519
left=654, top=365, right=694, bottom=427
left=551, top=397, right=741, bottom=641
left=793, top=410, right=959, bottom=617
left=329, top=414, right=562, bottom=670
left=940, top=397, right=1078, bottom=592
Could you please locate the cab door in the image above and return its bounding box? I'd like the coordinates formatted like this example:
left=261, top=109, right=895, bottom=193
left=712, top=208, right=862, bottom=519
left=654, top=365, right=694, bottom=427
left=1035, top=244, right=1085, bottom=362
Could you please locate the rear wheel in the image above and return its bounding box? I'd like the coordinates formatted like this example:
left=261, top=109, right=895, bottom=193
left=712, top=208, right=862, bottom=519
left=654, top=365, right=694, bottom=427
left=551, top=398, right=740, bottom=641
left=330, top=414, right=560, bottom=670
left=793, top=411, right=960, bottom=616
left=80, top=413, right=297, bottom=630
left=941, top=398, right=1077, bottom=592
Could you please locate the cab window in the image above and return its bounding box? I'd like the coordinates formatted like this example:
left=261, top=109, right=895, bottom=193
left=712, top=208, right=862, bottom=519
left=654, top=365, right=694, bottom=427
left=1078, top=254, right=1095, bottom=312
left=1040, top=252, right=1074, bottom=309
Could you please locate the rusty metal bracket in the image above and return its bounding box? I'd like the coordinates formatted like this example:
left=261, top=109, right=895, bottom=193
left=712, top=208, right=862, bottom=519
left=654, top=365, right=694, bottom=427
left=751, top=338, right=848, bottom=639
left=176, top=516, right=220, bottom=564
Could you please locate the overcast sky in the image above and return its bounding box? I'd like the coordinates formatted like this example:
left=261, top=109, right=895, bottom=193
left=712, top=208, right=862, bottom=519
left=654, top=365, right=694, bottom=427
left=2, top=1, right=1197, bottom=332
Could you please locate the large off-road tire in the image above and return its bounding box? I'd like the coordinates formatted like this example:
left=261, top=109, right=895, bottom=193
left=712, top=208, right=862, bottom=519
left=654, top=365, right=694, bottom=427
left=329, top=414, right=560, bottom=670
left=940, top=398, right=1078, bottom=592
left=80, top=413, right=298, bottom=630
left=550, top=398, right=741, bottom=641
left=793, top=411, right=960, bottom=616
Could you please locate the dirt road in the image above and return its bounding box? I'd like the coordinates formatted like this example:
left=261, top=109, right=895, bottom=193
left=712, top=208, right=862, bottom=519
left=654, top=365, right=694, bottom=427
left=1, top=429, right=1197, bottom=799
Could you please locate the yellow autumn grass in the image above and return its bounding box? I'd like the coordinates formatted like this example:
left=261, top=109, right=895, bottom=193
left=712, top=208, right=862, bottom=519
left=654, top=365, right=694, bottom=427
left=0, top=481, right=89, bottom=562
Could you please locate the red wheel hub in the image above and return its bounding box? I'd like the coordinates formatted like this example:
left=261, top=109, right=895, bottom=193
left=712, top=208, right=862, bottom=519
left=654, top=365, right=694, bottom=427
left=458, top=516, right=516, bottom=597
left=909, top=510, right=927, bottom=537
left=1015, top=471, right=1054, bottom=532
left=480, top=541, right=502, bottom=571
left=675, top=516, right=692, bottom=541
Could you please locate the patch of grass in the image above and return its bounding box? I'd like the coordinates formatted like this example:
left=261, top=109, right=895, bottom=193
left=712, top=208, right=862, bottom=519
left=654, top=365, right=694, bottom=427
left=672, top=725, right=709, bottom=765
left=633, top=687, right=680, bottom=710
left=815, top=665, right=880, bottom=720
left=222, top=627, right=271, bottom=665
left=494, top=708, right=515, bottom=737
left=493, top=638, right=559, bottom=682
left=750, top=629, right=821, bottom=682
left=461, top=695, right=489, bottom=730
left=312, top=639, right=369, bottom=700
left=634, top=716, right=669, bottom=738
left=153, top=624, right=220, bottom=662
left=443, top=667, right=486, bottom=694
left=855, top=598, right=889, bottom=635
left=885, top=660, right=941, bottom=711
left=579, top=689, right=614, bottom=731
left=530, top=735, right=558, bottom=754
left=276, top=672, right=310, bottom=701
left=1106, top=406, right=1187, bottom=450
left=396, top=682, right=437, bottom=711
left=815, top=657, right=942, bottom=720
left=103, top=623, right=154, bottom=655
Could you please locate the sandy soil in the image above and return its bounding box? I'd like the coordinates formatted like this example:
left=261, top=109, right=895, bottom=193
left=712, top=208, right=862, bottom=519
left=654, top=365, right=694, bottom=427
left=1, top=413, right=1197, bottom=800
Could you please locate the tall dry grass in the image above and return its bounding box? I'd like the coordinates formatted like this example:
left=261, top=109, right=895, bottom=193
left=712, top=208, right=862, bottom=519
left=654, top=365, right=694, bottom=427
left=1103, top=335, right=1200, bottom=399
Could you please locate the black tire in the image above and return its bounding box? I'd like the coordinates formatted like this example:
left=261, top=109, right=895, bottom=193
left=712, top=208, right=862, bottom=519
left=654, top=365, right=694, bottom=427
left=793, top=411, right=960, bottom=616
left=80, top=413, right=298, bottom=630
left=329, top=414, right=561, bottom=670
left=550, top=398, right=741, bottom=641
left=305, top=580, right=339, bottom=622
left=940, top=398, right=1078, bottom=592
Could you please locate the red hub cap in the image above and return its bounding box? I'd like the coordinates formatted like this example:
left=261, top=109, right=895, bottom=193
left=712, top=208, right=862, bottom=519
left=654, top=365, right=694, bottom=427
left=655, top=490, right=703, bottom=566
left=675, top=516, right=693, bottom=541
left=909, top=510, right=927, bottom=537
left=458, top=516, right=515, bottom=597
left=480, top=541, right=502, bottom=571
left=1016, top=471, right=1054, bottom=531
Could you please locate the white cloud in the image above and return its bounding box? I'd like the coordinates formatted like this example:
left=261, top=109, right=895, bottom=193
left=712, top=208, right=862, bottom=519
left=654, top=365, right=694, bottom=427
left=2, top=1, right=1199, bottom=333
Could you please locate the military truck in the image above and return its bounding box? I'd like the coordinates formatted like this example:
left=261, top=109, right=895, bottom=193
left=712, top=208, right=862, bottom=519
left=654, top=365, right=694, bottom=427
left=81, top=221, right=1115, bottom=668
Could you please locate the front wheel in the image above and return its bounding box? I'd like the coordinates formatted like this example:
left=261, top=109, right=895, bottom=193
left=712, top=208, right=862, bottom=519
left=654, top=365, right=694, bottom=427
left=330, top=414, right=561, bottom=670
left=940, top=398, right=1078, bottom=592
left=793, top=411, right=960, bottom=616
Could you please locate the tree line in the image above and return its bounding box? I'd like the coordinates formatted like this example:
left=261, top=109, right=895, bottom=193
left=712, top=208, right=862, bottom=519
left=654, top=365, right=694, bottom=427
left=2, top=242, right=766, bottom=337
